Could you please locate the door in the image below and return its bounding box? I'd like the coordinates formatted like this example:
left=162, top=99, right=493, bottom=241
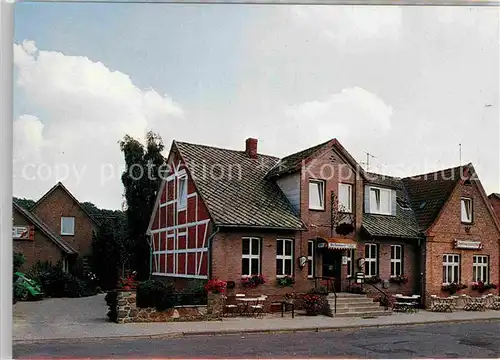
left=322, top=251, right=342, bottom=292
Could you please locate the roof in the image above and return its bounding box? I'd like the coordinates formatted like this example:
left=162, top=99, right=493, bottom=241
left=488, top=193, right=500, bottom=200
left=13, top=201, right=77, bottom=254
left=174, top=141, right=305, bottom=230
left=402, top=164, right=469, bottom=231
left=362, top=176, right=422, bottom=239
left=266, top=140, right=331, bottom=178
left=32, top=182, right=101, bottom=227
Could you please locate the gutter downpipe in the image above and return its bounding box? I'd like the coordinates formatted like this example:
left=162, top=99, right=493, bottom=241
left=207, top=226, right=221, bottom=280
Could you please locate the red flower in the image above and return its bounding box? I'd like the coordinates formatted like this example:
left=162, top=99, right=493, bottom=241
left=205, top=278, right=227, bottom=294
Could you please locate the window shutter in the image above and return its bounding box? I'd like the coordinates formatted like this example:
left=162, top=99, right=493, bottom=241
left=364, top=186, right=370, bottom=213
left=391, top=190, right=397, bottom=216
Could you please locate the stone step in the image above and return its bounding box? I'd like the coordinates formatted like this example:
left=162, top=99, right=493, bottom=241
left=330, top=297, right=376, bottom=305
left=329, top=293, right=367, bottom=298
left=333, top=304, right=384, bottom=314
left=333, top=309, right=392, bottom=318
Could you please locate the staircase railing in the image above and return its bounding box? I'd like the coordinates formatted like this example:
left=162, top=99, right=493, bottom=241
left=366, top=282, right=391, bottom=310
left=314, top=276, right=337, bottom=314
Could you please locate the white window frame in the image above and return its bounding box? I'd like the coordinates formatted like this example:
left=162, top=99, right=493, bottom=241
left=390, top=245, right=403, bottom=277
left=276, top=238, right=294, bottom=277
left=442, top=254, right=460, bottom=285
left=461, top=197, right=473, bottom=223
left=338, top=183, right=353, bottom=213
left=60, top=216, right=75, bottom=236
left=346, top=249, right=354, bottom=278
left=309, top=179, right=325, bottom=210
left=473, top=255, right=489, bottom=283
left=177, top=174, right=188, bottom=210
left=307, top=240, right=314, bottom=278
left=364, top=243, right=378, bottom=277
left=242, top=237, right=261, bottom=276
left=369, top=187, right=391, bottom=215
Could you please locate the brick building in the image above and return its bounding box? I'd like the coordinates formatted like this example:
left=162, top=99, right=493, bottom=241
left=13, top=182, right=99, bottom=272
left=147, top=138, right=500, bottom=306
left=488, top=193, right=500, bottom=222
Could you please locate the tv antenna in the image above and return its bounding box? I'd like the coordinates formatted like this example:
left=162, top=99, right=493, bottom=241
left=360, top=151, right=376, bottom=171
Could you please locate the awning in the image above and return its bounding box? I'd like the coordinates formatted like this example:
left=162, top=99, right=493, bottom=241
left=317, top=237, right=357, bottom=250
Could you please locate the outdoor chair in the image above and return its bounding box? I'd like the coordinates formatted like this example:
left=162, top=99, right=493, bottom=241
left=250, top=295, right=268, bottom=318
left=223, top=295, right=245, bottom=317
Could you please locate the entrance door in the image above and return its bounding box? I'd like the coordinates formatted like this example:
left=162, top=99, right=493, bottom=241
left=322, top=251, right=342, bottom=292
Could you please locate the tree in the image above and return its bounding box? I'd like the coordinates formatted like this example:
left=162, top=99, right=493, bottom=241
left=120, top=131, right=165, bottom=281
left=13, top=197, right=35, bottom=210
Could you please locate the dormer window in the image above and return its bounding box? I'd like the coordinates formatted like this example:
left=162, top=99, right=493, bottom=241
left=369, top=187, right=391, bottom=215
left=461, top=197, right=473, bottom=223
left=309, top=179, right=325, bottom=210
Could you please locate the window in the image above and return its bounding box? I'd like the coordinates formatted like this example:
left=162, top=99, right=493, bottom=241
left=309, top=180, right=325, bottom=210
left=442, top=254, right=460, bottom=284
left=346, top=249, right=354, bottom=278
left=60, top=217, right=75, bottom=235
left=364, top=243, right=378, bottom=277
left=307, top=240, right=314, bottom=278
left=242, top=237, right=261, bottom=276
left=178, top=175, right=188, bottom=210
left=62, top=258, right=69, bottom=273
left=390, top=245, right=403, bottom=277
left=473, top=255, right=489, bottom=283
left=338, top=183, right=353, bottom=213
left=369, top=187, right=391, bottom=215
left=276, top=239, right=294, bottom=276
left=461, top=198, right=473, bottom=223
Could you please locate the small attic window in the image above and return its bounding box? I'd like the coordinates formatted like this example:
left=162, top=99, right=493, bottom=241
left=419, top=201, right=427, bottom=210
left=397, top=198, right=411, bottom=210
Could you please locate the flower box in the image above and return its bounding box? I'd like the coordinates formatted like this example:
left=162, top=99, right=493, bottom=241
left=241, top=275, right=266, bottom=288
left=441, top=283, right=467, bottom=295
left=471, top=281, right=497, bottom=293
left=389, top=275, right=408, bottom=285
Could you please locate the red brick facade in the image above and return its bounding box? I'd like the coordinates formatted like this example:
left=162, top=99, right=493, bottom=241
left=13, top=206, right=65, bottom=272
left=32, top=186, right=96, bottom=256
left=424, top=181, right=500, bottom=304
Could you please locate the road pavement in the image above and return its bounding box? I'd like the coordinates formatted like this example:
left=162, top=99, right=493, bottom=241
left=13, top=320, right=500, bottom=358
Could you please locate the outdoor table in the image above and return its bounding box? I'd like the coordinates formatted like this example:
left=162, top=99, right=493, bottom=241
left=280, top=300, right=295, bottom=318
left=237, top=297, right=265, bottom=316
left=430, top=296, right=456, bottom=312
left=393, top=295, right=419, bottom=313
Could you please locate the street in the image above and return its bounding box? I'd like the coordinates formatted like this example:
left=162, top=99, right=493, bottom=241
left=14, top=320, right=500, bottom=358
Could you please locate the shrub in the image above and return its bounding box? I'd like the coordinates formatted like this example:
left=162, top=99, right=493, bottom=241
left=13, top=252, right=26, bottom=273
left=204, top=279, right=226, bottom=294
left=136, top=280, right=175, bottom=311
left=117, top=272, right=139, bottom=290
left=105, top=291, right=118, bottom=322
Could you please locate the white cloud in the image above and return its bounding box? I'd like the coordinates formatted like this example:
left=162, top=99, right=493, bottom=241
left=284, top=87, right=393, bottom=145
left=289, top=6, right=402, bottom=46
left=13, top=40, right=184, bottom=209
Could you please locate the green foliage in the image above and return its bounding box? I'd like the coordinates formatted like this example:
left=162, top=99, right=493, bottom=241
left=32, top=261, right=96, bottom=298
left=105, top=290, right=118, bottom=322
left=13, top=197, right=35, bottom=210
left=13, top=252, right=26, bottom=273
left=27, top=260, right=53, bottom=284
left=136, top=280, right=175, bottom=311
left=120, top=131, right=165, bottom=280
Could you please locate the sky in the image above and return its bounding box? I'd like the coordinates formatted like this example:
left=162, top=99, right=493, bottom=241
left=12, top=3, right=500, bottom=210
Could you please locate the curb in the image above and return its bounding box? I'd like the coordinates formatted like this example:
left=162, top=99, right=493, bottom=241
left=13, top=317, right=500, bottom=344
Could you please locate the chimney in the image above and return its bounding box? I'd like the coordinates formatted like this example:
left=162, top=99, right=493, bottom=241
left=245, top=138, right=258, bottom=159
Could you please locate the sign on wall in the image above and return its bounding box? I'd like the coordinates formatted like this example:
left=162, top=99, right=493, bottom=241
left=454, top=240, right=482, bottom=250
left=13, top=226, right=34, bottom=240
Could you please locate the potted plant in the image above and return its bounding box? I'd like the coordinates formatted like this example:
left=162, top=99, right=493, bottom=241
left=241, top=274, right=266, bottom=288
left=335, top=223, right=355, bottom=236
left=441, top=282, right=467, bottom=295
left=389, top=275, right=408, bottom=285
left=226, top=281, right=236, bottom=289
left=277, top=275, right=294, bottom=287
left=347, top=283, right=366, bottom=294
left=302, top=294, right=321, bottom=316
left=471, top=281, right=497, bottom=293
left=364, top=276, right=381, bottom=285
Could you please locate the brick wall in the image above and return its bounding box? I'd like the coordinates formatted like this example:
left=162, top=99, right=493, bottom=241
left=211, top=229, right=315, bottom=296
left=356, top=238, right=420, bottom=296
left=32, top=187, right=96, bottom=256
left=489, top=196, right=500, bottom=223
left=13, top=207, right=64, bottom=272
left=425, top=181, right=500, bottom=304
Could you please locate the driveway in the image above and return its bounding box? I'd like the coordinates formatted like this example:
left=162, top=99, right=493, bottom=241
left=13, top=294, right=109, bottom=340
